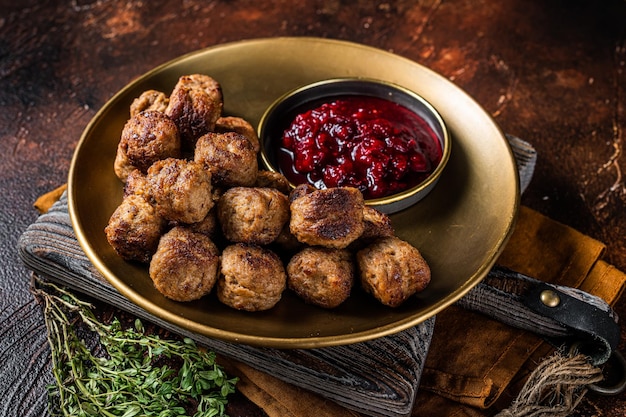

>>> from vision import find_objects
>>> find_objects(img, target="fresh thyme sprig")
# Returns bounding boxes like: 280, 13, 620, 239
32, 279, 238, 417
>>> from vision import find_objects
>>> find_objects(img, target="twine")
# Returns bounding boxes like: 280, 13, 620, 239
496, 352, 604, 417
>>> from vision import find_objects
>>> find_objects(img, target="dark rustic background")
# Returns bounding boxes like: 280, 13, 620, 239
1, 1, 625, 416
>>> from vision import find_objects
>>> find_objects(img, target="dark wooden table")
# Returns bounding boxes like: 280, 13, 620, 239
1, 1, 625, 416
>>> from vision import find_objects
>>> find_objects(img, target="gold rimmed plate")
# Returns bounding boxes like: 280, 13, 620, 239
68, 37, 519, 349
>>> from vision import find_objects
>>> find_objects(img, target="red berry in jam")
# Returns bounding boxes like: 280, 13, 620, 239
409, 152, 429, 172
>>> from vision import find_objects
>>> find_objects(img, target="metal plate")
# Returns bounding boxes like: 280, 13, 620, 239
68, 37, 519, 348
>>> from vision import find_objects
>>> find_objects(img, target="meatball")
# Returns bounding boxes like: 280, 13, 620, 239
289, 187, 365, 248
194, 132, 258, 187
123, 169, 152, 200
217, 244, 286, 311
130, 90, 169, 117
165, 74, 223, 150
182, 207, 218, 238
149, 227, 220, 302
361, 206, 394, 239
357, 237, 431, 307
215, 116, 260, 152
350, 206, 395, 250
254, 170, 291, 194
287, 247, 354, 309
217, 187, 289, 245
272, 224, 305, 255
104, 194, 166, 263
114, 110, 181, 180
113, 144, 136, 183
147, 158, 214, 224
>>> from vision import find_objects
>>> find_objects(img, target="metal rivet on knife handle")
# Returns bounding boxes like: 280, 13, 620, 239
540, 289, 561, 307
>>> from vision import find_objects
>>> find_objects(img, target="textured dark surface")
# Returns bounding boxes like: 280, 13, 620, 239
1, 0, 625, 416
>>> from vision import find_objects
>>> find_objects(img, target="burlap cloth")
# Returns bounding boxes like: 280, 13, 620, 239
34, 188, 626, 416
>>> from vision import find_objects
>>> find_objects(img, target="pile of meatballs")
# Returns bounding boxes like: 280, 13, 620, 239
105, 73, 431, 312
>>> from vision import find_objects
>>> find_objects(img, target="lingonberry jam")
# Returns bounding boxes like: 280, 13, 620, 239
278, 96, 443, 199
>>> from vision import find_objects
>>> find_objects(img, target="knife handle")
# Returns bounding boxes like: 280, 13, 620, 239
456, 265, 620, 366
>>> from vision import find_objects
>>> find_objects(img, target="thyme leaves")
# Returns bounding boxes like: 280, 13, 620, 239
33, 280, 237, 417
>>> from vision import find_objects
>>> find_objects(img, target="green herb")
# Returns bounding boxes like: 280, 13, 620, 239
32, 279, 238, 417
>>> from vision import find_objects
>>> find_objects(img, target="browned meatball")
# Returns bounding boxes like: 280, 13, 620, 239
123, 169, 152, 200
217, 187, 289, 245
289, 187, 365, 249
217, 244, 286, 311
254, 170, 291, 194
147, 158, 214, 224
362, 206, 394, 239
149, 227, 220, 302
113, 144, 136, 182
215, 116, 260, 152
182, 207, 218, 238
194, 132, 258, 187
357, 237, 431, 307
104, 194, 166, 263
272, 224, 305, 255
130, 90, 169, 117
350, 206, 395, 250
165, 74, 223, 150
287, 247, 354, 309
114, 110, 181, 180
167, 185, 222, 236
